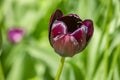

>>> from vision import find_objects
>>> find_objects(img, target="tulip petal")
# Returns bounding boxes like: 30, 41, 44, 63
58, 14, 82, 33
51, 20, 67, 38
53, 34, 79, 57
82, 20, 94, 42
71, 26, 87, 51
49, 10, 63, 45
50, 9, 63, 26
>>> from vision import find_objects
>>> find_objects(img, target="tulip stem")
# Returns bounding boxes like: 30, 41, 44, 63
0, 60, 5, 80
55, 57, 65, 80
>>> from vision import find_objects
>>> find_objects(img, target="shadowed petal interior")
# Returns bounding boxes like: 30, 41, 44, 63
58, 14, 82, 33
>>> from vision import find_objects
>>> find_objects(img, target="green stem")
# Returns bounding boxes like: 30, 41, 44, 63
55, 57, 65, 80
0, 60, 5, 80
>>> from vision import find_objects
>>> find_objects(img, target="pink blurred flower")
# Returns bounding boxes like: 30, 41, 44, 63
8, 28, 25, 44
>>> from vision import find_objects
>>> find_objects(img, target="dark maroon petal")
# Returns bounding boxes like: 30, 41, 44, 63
52, 34, 79, 57
82, 20, 94, 42
49, 9, 63, 45
50, 20, 67, 39
71, 27, 87, 52
57, 14, 82, 33
49, 9, 63, 27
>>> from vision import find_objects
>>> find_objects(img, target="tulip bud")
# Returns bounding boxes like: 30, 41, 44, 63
49, 10, 94, 57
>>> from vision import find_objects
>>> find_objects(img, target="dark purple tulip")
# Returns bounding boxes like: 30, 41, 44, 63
8, 28, 25, 44
49, 9, 94, 57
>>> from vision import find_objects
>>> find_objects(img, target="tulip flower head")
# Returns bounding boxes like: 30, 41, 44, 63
8, 28, 25, 44
49, 9, 94, 57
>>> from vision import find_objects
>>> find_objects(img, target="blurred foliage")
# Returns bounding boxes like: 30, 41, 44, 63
0, 0, 120, 80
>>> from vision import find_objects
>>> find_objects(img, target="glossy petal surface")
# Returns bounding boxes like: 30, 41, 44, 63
53, 34, 79, 57
51, 21, 67, 38
71, 26, 87, 52
49, 10, 63, 45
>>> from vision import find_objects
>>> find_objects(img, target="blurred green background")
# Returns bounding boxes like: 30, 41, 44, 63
0, 0, 120, 80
